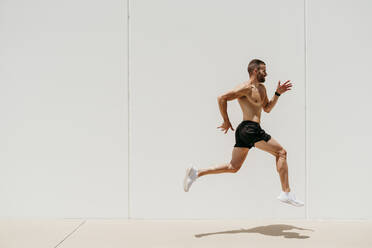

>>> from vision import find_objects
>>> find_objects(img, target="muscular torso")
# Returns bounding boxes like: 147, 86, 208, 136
237, 81, 266, 123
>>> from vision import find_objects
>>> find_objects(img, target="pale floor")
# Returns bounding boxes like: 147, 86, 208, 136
1, 219, 371, 248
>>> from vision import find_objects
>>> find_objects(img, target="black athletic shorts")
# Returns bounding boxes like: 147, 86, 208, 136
234, 120, 271, 149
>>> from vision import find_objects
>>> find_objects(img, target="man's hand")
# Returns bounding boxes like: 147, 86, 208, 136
217, 120, 234, 134
276, 80, 293, 94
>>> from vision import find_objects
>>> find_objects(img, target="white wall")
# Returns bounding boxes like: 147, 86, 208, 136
0, 0, 128, 217
1, 0, 371, 220
307, 0, 372, 219
130, 0, 306, 219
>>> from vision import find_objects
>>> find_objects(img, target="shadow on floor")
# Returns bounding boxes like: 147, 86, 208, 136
195, 224, 314, 239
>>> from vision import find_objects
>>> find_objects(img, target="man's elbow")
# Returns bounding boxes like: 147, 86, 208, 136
217, 96, 226, 102
264, 107, 271, 113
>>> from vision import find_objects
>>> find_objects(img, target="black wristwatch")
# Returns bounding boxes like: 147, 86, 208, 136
275, 91, 281, 96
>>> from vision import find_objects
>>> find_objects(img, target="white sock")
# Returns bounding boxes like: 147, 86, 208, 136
281, 190, 290, 196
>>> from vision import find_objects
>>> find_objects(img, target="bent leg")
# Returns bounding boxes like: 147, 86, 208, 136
197, 147, 249, 177
254, 137, 290, 192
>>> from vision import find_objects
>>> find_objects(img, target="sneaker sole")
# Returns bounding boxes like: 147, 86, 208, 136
278, 197, 304, 207
289, 201, 304, 207
278, 197, 291, 204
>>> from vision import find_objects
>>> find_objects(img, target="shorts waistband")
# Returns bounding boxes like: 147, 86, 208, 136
241, 120, 260, 125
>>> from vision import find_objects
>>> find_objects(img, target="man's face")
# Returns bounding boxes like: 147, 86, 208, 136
256, 64, 267, 83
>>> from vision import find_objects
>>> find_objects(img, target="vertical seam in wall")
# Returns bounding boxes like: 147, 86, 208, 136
127, 0, 131, 219
304, 0, 309, 220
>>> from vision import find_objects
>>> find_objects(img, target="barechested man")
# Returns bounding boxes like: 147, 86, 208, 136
183, 59, 304, 207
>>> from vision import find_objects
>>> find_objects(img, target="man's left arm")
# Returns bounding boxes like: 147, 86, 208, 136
263, 80, 292, 113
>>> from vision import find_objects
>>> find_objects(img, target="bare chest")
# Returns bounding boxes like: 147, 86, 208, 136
248, 85, 265, 105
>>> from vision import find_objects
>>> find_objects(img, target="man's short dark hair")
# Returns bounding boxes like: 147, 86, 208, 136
247, 59, 265, 75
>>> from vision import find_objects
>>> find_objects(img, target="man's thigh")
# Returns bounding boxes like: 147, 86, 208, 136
254, 137, 284, 156
230, 147, 249, 170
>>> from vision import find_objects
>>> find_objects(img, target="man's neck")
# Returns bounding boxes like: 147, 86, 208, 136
249, 78, 260, 86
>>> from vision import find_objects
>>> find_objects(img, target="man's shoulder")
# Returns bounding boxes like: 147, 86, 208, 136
230, 81, 252, 98
237, 81, 253, 90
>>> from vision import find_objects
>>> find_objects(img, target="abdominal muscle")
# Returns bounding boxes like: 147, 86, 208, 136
237, 96, 263, 124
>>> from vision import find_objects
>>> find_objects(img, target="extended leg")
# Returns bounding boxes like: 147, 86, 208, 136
255, 138, 290, 192
197, 147, 249, 177
254, 137, 304, 207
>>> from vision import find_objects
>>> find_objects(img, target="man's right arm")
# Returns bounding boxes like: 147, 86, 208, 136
217, 84, 248, 122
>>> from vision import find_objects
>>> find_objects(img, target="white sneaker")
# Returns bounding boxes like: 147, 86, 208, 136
183, 164, 198, 192
277, 191, 304, 207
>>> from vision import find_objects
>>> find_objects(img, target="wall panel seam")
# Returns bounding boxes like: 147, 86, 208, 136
304, 0, 309, 220
127, 0, 131, 219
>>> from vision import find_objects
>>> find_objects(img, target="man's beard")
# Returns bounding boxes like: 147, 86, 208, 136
258, 76, 265, 83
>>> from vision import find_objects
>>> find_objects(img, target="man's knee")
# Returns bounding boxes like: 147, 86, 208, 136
228, 163, 241, 173
276, 148, 287, 159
